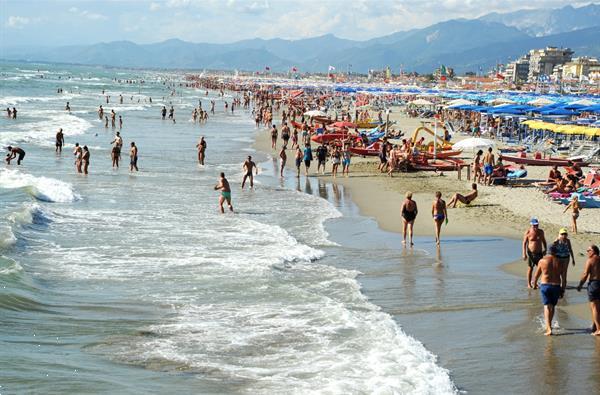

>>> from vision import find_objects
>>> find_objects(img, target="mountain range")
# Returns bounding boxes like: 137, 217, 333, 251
2, 3, 599, 74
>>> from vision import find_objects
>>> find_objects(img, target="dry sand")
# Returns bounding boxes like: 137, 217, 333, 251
253, 110, 600, 323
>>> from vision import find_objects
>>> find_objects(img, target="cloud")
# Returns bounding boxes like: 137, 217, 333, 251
149, 2, 161, 11
68, 6, 107, 20
6, 16, 30, 29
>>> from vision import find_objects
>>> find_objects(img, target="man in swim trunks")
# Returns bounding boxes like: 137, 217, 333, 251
431, 191, 447, 246
56, 128, 65, 154
129, 142, 138, 172
214, 172, 233, 213
279, 145, 287, 178
576, 245, 600, 335
5, 146, 26, 165
81, 145, 90, 175
533, 245, 564, 336
448, 183, 478, 208
241, 155, 258, 189
316, 143, 328, 175
522, 217, 547, 289
401, 191, 418, 246
482, 147, 495, 186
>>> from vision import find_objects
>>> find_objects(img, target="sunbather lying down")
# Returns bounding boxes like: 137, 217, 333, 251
449, 183, 478, 208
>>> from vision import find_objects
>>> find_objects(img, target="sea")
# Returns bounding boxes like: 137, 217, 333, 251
2, 62, 599, 395
0, 62, 457, 394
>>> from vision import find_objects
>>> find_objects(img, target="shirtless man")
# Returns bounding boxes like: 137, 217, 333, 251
270, 124, 278, 149
533, 245, 564, 336
73, 143, 82, 173
5, 146, 26, 165
129, 142, 138, 172
279, 145, 287, 178
241, 155, 258, 189
431, 191, 448, 245
196, 136, 207, 165
448, 183, 478, 208
401, 191, 418, 246
56, 128, 65, 153
214, 172, 233, 213
81, 146, 90, 175
111, 132, 123, 159
482, 147, 495, 186
522, 218, 547, 288
576, 245, 600, 335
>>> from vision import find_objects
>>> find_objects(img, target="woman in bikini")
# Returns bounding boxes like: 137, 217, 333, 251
563, 195, 581, 234
448, 183, 478, 208
473, 150, 483, 184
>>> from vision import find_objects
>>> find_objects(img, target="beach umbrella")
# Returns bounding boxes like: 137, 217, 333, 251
488, 98, 516, 105
408, 99, 433, 106
568, 99, 596, 106
453, 137, 496, 152
304, 110, 327, 117
446, 99, 474, 108
527, 98, 555, 106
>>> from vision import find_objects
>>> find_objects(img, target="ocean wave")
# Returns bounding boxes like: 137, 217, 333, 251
0, 225, 17, 249
0, 112, 92, 147
0, 169, 81, 203
0, 94, 74, 107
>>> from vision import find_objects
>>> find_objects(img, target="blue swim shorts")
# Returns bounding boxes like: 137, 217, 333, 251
540, 284, 561, 306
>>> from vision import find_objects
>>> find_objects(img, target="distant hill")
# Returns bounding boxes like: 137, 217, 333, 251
2, 3, 599, 74
479, 3, 600, 36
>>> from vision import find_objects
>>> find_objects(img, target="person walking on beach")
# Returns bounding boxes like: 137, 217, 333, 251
5, 146, 25, 165
196, 136, 207, 165
563, 195, 581, 234
448, 183, 478, 208
279, 145, 287, 178
577, 245, 600, 336
214, 172, 233, 213
553, 229, 575, 293
294, 147, 303, 178
473, 150, 483, 184
241, 155, 258, 189
81, 145, 90, 175
270, 124, 278, 149
129, 142, 138, 172
482, 147, 495, 186
303, 143, 313, 176
533, 245, 564, 336
331, 146, 341, 178
341, 146, 351, 177
522, 218, 547, 289
316, 143, 328, 175
576, 245, 600, 335
431, 191, 447, 246
161, 106, 167, 120
73, 143, 82, 173
56, 128, 65, 154
401, 191, 418, 246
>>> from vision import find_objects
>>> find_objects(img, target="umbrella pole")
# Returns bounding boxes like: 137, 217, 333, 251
434, 120, 438, 160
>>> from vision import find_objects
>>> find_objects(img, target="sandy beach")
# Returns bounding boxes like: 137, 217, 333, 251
254, 109, 600, 324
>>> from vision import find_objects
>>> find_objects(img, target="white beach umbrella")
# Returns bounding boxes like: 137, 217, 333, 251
446, 99, 474, 106
452, 137, 496, 152
488, 98, 515, 105
527, 98, 555, 106
304, 110, 327, 117
408, 98, 433, 106
568, 99, 596, 106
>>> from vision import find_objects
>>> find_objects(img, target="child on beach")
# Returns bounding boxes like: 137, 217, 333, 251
563, 195, 581, 234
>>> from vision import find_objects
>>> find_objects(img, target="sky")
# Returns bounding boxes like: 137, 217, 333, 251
0, 0, 593, 47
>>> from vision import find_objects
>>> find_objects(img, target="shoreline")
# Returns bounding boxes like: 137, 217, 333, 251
251, 114, 598, 324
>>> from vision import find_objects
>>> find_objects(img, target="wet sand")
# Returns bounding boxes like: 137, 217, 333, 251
253, 114, 600, 392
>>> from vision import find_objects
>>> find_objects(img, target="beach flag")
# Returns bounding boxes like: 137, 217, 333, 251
496, 73, 505, 80
265, 66, 270, 71
328, 65, 336, 71
292, 66, 297, 72
440, 65, 447, 76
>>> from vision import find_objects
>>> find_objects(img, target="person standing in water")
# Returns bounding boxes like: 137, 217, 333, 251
241, 155, 258, 189
552, 229, 575, 293
81, 146, 90, 175
196, 136, 207, 165
5, 146, 26, 165
129, 142, 138, 172
576, 245, 600, 335
401, 191, 418, 246
533, 245, 564, 336
55, 128, 65, 154
431, 191, 447, 246
73, 143, 82, 173
279, 145, 287, 178
522, 218, 547, 289
294, 147, 303, 178
214, 172, 233, 213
